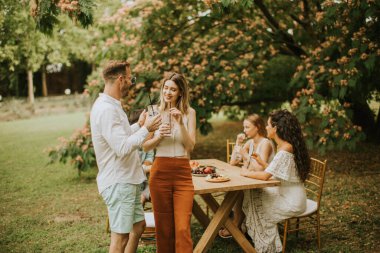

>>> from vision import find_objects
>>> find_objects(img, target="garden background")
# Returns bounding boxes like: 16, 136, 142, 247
0, 0, 379, 252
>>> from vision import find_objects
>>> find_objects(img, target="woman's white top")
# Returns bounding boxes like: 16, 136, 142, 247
242, 150, 307, 252
154, 111, 189, 157
264, 150, 307, 212
246, 138, 275, 170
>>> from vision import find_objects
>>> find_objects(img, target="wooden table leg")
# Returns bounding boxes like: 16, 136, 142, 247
193, 191, 240, 253
201, 192, 257, 253
192, 199, 210, 229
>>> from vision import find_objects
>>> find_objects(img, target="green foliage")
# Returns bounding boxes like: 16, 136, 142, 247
34, 0, 94, 34
47, 120, 96, 175
47, 0, 379, 172
0, 0, 96, 96
84, 0, 301, 130
210, 0, 379, 152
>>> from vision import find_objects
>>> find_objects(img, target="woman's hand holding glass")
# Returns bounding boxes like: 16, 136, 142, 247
158, 122, 171, 138
236, 133, 246, 145
233, 133, 246, 161
251, 152, 265, 166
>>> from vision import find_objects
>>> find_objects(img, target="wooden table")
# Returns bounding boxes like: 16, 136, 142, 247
192, 159, 280, 253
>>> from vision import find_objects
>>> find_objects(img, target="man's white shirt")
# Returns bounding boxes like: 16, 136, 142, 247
90, 93, 148, 193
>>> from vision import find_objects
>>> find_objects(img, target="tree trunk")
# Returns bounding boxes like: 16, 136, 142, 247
42, 67, 48, 97
27, 70, 35, 104
375, 106, 380, 143
351, 101, 376, 141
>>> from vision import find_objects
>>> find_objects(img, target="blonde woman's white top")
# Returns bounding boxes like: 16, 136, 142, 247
245, 138, 275, 170
154, 111, 189, 158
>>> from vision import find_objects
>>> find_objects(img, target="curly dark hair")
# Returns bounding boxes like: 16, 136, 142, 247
269, 109, 310, 181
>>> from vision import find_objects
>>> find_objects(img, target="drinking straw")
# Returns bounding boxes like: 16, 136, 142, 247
169, 102, 172, 130
148, 94, 155, 115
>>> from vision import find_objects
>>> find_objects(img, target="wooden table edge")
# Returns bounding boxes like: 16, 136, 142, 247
194, 180, 281, 195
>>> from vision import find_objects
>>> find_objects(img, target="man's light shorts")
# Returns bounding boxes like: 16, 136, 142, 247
101, 183, 145, 234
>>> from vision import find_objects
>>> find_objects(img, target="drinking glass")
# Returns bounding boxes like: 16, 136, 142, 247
162, 111, 172, 137
147, 104, 158, 117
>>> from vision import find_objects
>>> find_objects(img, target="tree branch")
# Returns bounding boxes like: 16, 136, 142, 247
253, 0, 307, 57
302, 0, 310, 20
313, 0, 322, 11
224, 96, 286, 107
289, 13, 319, 44
290, 14, 308, 29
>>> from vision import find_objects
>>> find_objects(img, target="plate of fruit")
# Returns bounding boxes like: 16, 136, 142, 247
191, 165, 217, 177
205, 173, 230, 183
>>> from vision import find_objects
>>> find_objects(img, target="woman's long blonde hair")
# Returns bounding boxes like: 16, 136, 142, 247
158, 72, 190, 114
245, 114, 267, 137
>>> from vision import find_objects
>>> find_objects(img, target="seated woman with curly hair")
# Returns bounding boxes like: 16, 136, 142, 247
240, 109, 311, 253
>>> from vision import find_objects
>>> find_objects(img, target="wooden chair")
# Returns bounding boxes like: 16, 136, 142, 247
226, 139, 236, 163
280, 158, 327, 252
140, 212, 156, 245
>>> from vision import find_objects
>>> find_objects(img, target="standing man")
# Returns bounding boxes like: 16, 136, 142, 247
90, 60, 161, 253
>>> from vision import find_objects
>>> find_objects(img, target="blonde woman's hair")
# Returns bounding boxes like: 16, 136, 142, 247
158, 72, 190, 114
245, 114, 267, 137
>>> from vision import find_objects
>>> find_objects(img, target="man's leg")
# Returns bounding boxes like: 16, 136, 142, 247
124, 220, 146, 253
104, 183, 142, 253
110, 232, 129, 253
125, 183, 147, 253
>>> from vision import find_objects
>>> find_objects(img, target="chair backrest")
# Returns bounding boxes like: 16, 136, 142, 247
305, 158, 327, 209
226, 139, 236, 163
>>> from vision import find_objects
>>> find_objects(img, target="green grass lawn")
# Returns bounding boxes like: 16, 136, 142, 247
0, 113, 379, 252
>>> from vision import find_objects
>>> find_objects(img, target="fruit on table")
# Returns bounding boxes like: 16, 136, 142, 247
203, 167, 213, 174
192, 165, 216, 174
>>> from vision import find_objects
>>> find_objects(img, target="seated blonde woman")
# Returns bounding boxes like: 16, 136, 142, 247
219, 114, 274, 238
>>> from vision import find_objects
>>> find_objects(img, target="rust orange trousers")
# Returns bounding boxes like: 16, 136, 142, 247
149, 157, 194, 253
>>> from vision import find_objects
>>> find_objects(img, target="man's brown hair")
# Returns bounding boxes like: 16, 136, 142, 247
102, 60, 130, 82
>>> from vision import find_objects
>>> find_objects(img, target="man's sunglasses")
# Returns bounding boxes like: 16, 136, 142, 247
130, 76, 137, 86
120, 75, 137, 86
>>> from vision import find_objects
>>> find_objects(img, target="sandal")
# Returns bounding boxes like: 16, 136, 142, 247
218, 228, 232, 239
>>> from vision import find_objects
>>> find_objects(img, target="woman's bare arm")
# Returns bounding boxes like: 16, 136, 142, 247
179, 108, 196, 152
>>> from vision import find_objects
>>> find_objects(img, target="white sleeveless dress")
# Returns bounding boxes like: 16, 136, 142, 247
242, 151, 307, 253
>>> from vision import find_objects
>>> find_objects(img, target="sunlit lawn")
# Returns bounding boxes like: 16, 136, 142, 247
0, 112, 378, 252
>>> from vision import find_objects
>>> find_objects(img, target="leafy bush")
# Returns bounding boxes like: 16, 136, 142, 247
47, 121, 96, 175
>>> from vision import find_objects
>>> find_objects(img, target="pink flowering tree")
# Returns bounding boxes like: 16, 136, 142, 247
30, 0, 94, 34
204, 0, 379, 152
49, 0, 379, 173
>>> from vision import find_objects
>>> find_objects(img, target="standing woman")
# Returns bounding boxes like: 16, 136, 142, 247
240, 109, 310, 253
143, 73, 196, 253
